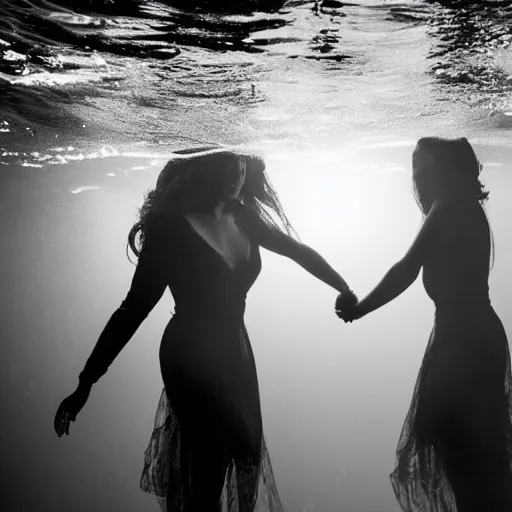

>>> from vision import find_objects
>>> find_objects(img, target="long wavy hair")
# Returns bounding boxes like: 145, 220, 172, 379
127, 147, 298, 261
412, 136, 494, 267
413, 136, 488, 210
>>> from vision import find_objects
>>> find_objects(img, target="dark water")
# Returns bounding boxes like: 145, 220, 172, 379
2, 2, 512, 512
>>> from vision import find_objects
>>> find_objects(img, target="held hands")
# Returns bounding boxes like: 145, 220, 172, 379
54, 383, 91, 437
335, 289, 361, 323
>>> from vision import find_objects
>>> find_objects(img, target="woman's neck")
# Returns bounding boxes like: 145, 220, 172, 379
212, 201, 227, 220
187, 201, 229, 223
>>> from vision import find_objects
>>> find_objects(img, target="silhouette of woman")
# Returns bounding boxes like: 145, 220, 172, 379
54, 148, 357, 512
336, 137, 512, 512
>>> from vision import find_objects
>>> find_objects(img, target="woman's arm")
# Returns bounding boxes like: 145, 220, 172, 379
77, 220, 172, 391
236, 206, 350, 294
356, 200, 445, 318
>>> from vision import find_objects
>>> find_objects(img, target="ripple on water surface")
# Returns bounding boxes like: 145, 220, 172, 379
1, 0, 512, 154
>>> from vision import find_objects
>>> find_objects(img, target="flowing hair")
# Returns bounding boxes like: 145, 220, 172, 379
127, 147, 298, 261
412, 136, 494, 268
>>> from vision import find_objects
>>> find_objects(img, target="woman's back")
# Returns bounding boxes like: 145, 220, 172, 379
422, 200, 492, 310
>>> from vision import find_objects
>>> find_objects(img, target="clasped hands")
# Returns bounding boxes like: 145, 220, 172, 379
335, 289, 362, 323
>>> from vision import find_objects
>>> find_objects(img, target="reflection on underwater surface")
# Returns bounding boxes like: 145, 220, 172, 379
0, 0, 511, 155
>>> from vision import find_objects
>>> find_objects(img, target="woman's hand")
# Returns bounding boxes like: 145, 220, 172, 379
335, 289, 361, 323
54, 383, 91, 437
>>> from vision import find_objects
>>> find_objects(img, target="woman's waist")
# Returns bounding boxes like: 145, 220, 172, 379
432, 292, 492, 312
166, 307, 247, 333
160, 317, 253, 363
434, 302, 497, 328
171, 299, 246, 319
432, 302, 507, 345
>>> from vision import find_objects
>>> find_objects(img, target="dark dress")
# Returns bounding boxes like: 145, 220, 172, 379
390, 204, 512, 511
79, 213, 283, 512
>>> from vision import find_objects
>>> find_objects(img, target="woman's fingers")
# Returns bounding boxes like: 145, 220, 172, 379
55, 406, 65, 436
63, 416, 71, 436
335, 310, 353, 322
57, 412, 66, 437
55, 408, 71, 437
54, 408, 61, 434
62, 411, 69, 435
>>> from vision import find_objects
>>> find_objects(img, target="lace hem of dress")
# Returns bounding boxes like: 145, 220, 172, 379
139, 388, 284, 512
389, 319, 512, 512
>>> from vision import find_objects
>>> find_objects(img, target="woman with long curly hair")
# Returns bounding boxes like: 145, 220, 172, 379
336, 137, 512, 512
54, 147, 357, 512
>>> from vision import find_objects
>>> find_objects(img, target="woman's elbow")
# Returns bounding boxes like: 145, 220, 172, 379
118, 291, 157, 321
392, 259, 421, 285
289, 241, 312, 263
264, 234, 303, 259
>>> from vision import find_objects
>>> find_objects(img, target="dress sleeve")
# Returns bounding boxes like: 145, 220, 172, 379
78, 218, 175, 387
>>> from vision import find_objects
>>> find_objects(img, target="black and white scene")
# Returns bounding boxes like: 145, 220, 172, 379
2, 1, 512, 511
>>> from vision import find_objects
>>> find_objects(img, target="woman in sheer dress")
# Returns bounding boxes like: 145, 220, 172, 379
54, 147, 357, 512
336, 137, 512, 512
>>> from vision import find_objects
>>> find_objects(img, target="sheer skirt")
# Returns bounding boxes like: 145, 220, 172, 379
390, 307, 512, 511
139, 317, 282, 512
140, 387, 283, 512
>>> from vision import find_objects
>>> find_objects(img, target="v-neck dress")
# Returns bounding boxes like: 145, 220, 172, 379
78, 213, 283, 512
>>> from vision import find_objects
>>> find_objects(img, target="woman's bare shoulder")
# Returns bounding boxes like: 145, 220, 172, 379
434, 199, 487, 240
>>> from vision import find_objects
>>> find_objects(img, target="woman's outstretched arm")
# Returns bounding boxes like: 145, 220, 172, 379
236, 205, 351, 294
77, 220, 172, 390
55, 218, 176, 437
356, 200, 446, 318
